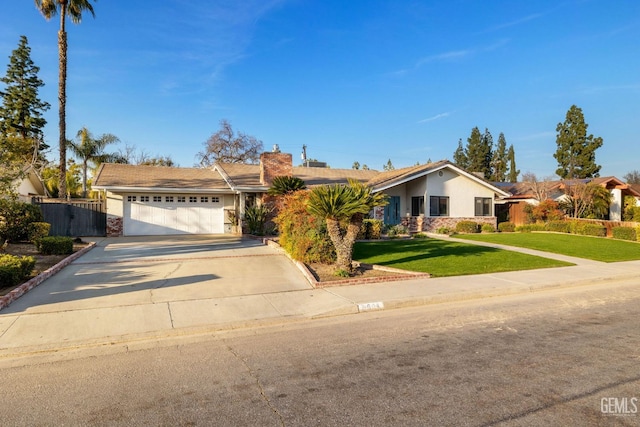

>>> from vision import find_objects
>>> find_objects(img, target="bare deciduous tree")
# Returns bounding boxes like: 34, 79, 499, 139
197, 119, 263, 166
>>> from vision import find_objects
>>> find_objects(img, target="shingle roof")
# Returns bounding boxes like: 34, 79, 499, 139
292, 166, 379, 187
215, 163, 262, 187
93, 163, 229, 190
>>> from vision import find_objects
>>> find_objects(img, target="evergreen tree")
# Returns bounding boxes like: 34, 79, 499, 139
352, 161, 360, 170
490, 132, 508, 182
383, 159, 395, 171
453, 138, 468, 168
465, 127, 491, 177
507, 144, 519, 182
0, 35, 50, 162
553, 105, 603, 179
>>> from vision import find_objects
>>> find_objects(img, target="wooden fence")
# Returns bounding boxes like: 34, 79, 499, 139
32, 198, 106, 237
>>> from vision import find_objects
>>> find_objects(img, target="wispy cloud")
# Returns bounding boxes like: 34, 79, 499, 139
418, 112, 451, 124
479, 13, 543, 34
392, 40, 509, 76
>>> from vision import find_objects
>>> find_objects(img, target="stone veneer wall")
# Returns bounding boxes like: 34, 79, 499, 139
107, 216, 123, 237
401, 216, 497, 232
260, 152, 293, 185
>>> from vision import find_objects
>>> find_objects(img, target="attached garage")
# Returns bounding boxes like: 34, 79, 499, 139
123, 194, 225, 236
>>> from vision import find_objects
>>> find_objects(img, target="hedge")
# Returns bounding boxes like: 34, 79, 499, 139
358, 219, 384, 240
498, 222, 515, 232
455, 221, 479, 233
578, 223, 607, 237
546, 220, 570, 233
0, 254, 36, 287
612, 226, 637, 241
481, 223, 495, 233
515, 224, 546, 233
38, 236, 74, 255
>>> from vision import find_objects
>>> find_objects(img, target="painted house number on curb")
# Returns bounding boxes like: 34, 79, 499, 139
358, 301, 384, 312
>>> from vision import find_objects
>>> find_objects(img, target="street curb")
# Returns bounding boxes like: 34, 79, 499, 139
0, 242, 96, 312
262, 237, 430, 287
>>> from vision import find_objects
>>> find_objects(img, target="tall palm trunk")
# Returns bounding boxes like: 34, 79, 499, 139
325, 214, 364, 272
57, 2, 68, 199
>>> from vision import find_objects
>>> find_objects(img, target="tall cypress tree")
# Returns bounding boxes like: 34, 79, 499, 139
0, 35, 50, 162
553, 105, 603, 179
465, 127, 485, 175
507, 144, 519, 182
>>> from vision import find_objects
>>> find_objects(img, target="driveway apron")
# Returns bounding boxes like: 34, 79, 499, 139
0, 236, 311, 315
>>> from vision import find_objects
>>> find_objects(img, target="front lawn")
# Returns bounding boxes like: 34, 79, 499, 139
456, 232, 640, 262
353, 238, 572, 277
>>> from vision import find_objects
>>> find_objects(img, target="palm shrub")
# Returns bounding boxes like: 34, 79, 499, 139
267, 176, 306, 196
307, 180, 388, 272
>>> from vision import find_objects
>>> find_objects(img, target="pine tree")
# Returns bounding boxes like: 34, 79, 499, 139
0, 35, 50, 162
383, 159, 395, 171
507, 144, 519, 182
453, 138, 468, 168
491, 132, 508, 182
553, 105, 603, 179
465, 127, 492, 177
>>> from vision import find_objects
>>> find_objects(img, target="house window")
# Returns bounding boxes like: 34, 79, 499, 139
127, 195, 137, 202
140, 196, 149, 202
200, 196, 208, 203
429, 196, 449, 216
189, 196, 198, 203
177, 196, 186, 203
475, 197, 492, 216
411, 197, 424, 216
211, 196, 220, 203
153, 196, 162, 202
165, 196, 174, 202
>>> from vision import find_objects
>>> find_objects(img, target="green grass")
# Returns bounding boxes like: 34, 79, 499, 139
353, 239, 572, 277
456, 232, 640, 262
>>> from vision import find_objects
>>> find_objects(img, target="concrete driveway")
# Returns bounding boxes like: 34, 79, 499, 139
2, 236, 312, 315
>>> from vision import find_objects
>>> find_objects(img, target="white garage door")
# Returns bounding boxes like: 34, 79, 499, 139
124, 194, 225, 236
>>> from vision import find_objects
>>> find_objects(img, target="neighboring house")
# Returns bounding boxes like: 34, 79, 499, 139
496, 176, 640, 224
13, 166, 46, 202
368, 161, 510, 232
92, 152, 511, 237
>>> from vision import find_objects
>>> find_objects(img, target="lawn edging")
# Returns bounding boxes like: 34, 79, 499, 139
0, 242, 96, 311
261, 237, 430, 287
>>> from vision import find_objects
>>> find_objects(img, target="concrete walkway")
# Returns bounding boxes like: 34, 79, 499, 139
1, 234, 639, 360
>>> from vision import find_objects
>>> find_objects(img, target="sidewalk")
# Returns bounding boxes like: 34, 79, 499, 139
1, 236, 639, 361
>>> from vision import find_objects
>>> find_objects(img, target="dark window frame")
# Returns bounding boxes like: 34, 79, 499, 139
411, 196, 425, 216
475, 197, 492, 216
429, 196, 449, 217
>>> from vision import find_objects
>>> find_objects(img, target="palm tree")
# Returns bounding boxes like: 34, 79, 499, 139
68, 127, 119, 197
307, 180, 387, 272
34, 0, 96, 199
267, 176, 306, 196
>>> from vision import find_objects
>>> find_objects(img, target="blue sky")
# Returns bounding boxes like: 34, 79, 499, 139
2, 0, 639, 178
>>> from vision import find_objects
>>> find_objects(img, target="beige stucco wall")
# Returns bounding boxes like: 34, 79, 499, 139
426, 169, 496, 217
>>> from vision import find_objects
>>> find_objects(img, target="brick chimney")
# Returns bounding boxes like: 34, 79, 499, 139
260, 151, 293, 186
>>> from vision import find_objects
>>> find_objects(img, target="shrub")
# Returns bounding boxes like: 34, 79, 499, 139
435, 227, 452, 235
358, 219, 384, 240
273, 191, 335, 264
612, 226, 637, 241
0, 254, 35, 287
0, 199, 44, 242
546, 220, 570, 233
498, 222, 515, 232
580, 223, 607, 237
38, 236, 74, 255
244, 205, 272, 235
516, 224, 546, 233
28, 222, 51, 245
455, 221, 479, 233
481, 223, 495, 233
412, 232, 428, 239
386, 224, 408, 238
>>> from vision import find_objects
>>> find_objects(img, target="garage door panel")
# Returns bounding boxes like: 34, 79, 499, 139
124, 195, 225, 236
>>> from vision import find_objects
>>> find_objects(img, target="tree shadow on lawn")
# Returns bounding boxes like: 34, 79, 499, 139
354, 239, 502, 267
